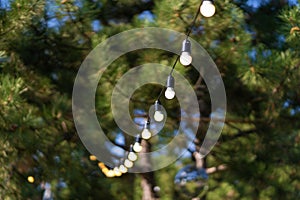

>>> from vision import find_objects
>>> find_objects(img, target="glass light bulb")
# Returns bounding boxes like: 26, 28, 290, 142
141, 128, 152, 140
133, 142, 142, 153
165, 87, 175, 99
124, 159, 133, 168
128, 152, 138, 161
113, 167, 122, 177
119, 165, 128, 173
102, 168, 109, 173
180, 52, 192, 66
27, 176, 35, 183
106, 170, 115, 177
154, 110, 164, 122
200, 1, 216, 18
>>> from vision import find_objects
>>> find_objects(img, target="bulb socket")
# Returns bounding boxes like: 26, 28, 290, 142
129, 144, 134, 152
144, 119, 150, 129
135, 135, 142, 143
202, 0, 214, 4
154, 100, 162, 111
166, 75, 175, 88
181, 39, 191, 53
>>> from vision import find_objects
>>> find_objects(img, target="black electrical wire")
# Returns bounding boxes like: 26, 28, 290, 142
156, 1, 202, 101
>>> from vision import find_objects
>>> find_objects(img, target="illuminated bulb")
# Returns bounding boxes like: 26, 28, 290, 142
133, 142, 142, 153
27, 176, 35, 183
119, 165, 128, 173
113, 167, 122, 177
102, 168, 109, 173
165, 87, 175, 100
200, 0, 216, 18
154, 100, 164, 122
154, 111, 164, 122
180, 52, 192, 66
89, 155, 97, 161
180, 39, 192, 66
124, 159, 134, 168
165, 75, 175, 100
98, 162, 106, 169
128, 152, 137, 161
106, 170, 115, 178
141, 120, 152, 140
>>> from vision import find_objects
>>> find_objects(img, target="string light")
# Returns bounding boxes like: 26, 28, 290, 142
119, 165, 128, 173
128, 145, 138, 161
124, 159, 134, 168
89, 155, 97, 161
180, 39, 192, 66
200, 0, 216, 18
96, 0, 216, 178
165, 75, 175, 100
133, 135, 143, 152
106, 170, 115, 178
141, 119, 152, 140
154, 100, 164, 122
113, 167, 122, 177
27, 176, 35, 183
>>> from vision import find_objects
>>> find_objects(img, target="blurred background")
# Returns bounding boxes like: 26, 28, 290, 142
0, 0, 300, 199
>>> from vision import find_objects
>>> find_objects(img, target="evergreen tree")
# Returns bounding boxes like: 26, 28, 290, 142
0, 0, 299, 199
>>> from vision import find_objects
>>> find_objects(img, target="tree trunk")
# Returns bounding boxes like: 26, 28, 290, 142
140, 140, 159, 200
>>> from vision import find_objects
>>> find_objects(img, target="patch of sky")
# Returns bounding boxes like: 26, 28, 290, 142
0, 0, 10, 9
283, 100, 300, 116
246, 0, 270, 10
91, 20, 102, 32
133, 109, 147, 128
210, 40, 220, 49
276, 34, 286, 48
288, 0, 299, 6
248, 48, 257, 61
115, 132, 126, 146
138, 10, 155, 22
262, 49, 272, 58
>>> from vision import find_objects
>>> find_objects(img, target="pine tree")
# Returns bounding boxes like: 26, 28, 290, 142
0, 0, 299, 199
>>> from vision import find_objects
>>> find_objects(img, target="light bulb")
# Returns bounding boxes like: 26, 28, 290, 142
119, 165, 128, 173
89, 155, 97, 161
154, 100, 164, 122
113, 167, 122, 177
165, 75, 175, 99
133, 142, 142, 152
165, 87, 175, 99
180, 39, 192, 66
141, 128, 151, 139
128, 152, 138, 161
102, 168, 109, 173
200, 0, 216, 18
180, 52, 192, 66
27, 176, 35, 183
124, 159, 134, 168
106, 170, 115, 177
154, 110, 164, 122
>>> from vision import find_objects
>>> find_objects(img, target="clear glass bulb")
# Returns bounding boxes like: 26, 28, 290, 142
128, 152, 138, 161
119, 165, 128, 173
133, 142, 142, 153
165, 87, 175, 99
106, 170, 115, 177
141, 128, 152, 140
154, 110, 164, 122
200, 1, 216, 18
180, 52, 192, 66
124, 159, 133, 168
113, 167, 122, 177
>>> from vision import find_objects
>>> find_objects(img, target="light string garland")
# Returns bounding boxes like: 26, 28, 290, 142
97, 0, 216, 178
